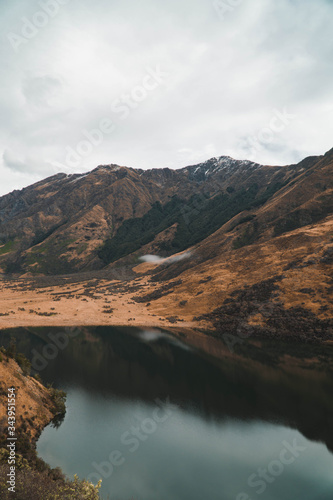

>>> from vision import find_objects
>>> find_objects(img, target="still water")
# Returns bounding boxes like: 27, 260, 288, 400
1, 326, 333, 500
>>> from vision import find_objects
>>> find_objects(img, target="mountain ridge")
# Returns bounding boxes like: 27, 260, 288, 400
0, 149, 331, 277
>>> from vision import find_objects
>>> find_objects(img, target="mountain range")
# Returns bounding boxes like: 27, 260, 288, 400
1, 150, 332, 276
0, 148, 332, 339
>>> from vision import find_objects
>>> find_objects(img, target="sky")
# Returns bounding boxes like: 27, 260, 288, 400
0, 0, 332, 195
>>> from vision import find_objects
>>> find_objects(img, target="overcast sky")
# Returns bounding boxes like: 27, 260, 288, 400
0, 0, 332, 195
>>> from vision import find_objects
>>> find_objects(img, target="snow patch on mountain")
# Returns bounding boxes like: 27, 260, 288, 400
183, 156, 261, 181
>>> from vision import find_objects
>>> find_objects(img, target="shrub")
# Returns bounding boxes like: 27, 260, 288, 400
49, 388, 67, 427
15, 353, 31, 376
33, 373, 42, 383
0, 465, 102, 500
6, 340, 16, 359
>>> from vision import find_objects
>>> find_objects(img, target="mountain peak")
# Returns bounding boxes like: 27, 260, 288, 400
182, 155, 261, 181
94, 164, 124, 172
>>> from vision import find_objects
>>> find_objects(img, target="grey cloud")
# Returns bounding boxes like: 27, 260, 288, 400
3, 150, 28, 173
22, 75, 63, 107
3, 149, 56, 176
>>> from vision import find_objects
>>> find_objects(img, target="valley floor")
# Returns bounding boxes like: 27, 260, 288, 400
0, 275, 207, 330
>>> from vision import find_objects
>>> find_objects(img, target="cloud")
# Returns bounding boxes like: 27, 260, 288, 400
140, 255, 165, 263
3, 150, 28, 173
22, 75, 63, 108
3, 149, 56, 176
139, 251, 192, 265
138, 330, 168, 342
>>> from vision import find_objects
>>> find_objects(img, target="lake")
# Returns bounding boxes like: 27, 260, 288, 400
1, 326, 333, 500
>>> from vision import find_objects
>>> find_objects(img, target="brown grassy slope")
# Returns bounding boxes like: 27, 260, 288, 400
252, 148, 333, 238
140, 151, 332, 337
187, 148, 333, 261
0, 357, 55, 441
145, 216, 332, 337
0, 356, 101, 499
0, 166, 170, 272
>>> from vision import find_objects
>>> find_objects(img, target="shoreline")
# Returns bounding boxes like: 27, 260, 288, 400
0, 353, 101, 498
